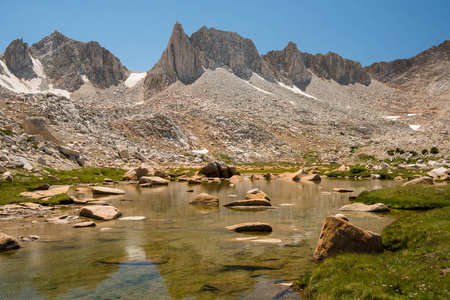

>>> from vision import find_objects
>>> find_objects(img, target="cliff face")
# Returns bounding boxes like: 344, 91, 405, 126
30, 31, 128, 92
144, 23, 372, 97
4, 38, 37, 80
365, 40, 450, 93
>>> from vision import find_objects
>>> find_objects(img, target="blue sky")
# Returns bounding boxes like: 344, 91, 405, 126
0, 0, 448, 72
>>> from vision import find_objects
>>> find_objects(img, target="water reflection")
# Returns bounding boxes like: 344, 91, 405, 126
0, 178, 401, 299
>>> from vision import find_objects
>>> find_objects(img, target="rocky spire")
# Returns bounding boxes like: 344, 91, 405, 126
4, 38, 37, 80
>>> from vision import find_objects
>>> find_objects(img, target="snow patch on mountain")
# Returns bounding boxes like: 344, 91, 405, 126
125, 72, 147, 88
277, 81, 317, 100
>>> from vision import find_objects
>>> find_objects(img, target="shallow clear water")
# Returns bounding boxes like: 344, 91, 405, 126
0, 178, 400, 299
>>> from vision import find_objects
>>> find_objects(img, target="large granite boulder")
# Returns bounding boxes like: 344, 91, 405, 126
0, 233, 21, 251
22, 117, 62, 144
314, 216, 383, 260
427, 167, 448, 178
79, 205, 122, 221
199, 161, 239, 178
189, 193, 219, 206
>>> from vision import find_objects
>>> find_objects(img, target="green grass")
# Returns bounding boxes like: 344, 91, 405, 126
356, 184, 450, 210
0, 167, 125, 205
300, 207, 450, 299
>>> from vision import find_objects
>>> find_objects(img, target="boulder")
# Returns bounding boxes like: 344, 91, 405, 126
20, 185, 70, 199
229, 175, 244, 184
313, 216, 383, 260
394, 176, 403, 181
250, 174, 264, 180
245, 188, 270, 201
37, 157, 47, 166
428, 167, 448, 178
138, 176, 169, 185
123, 166, 151, 180
440, 174, 450, 181
92, 186, 125, 195
22, 117, 62, 144
292, 169, 308, 181
225, 222, 272, 232
334, 214, 349, 222
2, 171, 13, 182
402, 177, 434, 186
58, 146, 81, 157
189, 193, 219, 206
33, 183, 50, 191
117, 145, 130, 159
340, 203, 390, 212
0, 164, 6, 173
263, 173, 276, 180
332, 188, 354, 193
73, 221, 96, 228
300, 174, 321, 182
79, 205, 122, 221
154, 170, 166, 178
380, 163, 390, 169
370, 174, 381, 179
224, 199, 271, 207
199, 161, 239, 178
0, 233, 21, 251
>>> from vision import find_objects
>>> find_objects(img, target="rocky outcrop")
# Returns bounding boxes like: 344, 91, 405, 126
314, 216, 383, 260
199, 161, 239, 178
4, 38, 37, 80
79, 205, 122, 221
29, 31, 128, 92
0, 233, 21, 251
365, 40, 449, 93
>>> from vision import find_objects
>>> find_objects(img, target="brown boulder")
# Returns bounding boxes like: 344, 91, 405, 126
225, 222, 272, 232
263, 173, 276, 180
22, 117, 62, 144
0, 233, 21, 251
300, 174, 321, 182
199, 161, 239, 178
189, 193, 219, 206
314, 216, 383, 260
138, 176, 169, 185
292, 169, 308, 181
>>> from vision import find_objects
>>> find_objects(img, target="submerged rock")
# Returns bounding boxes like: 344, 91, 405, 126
73, 221, 96, 228
314, 216, 383, 260
332, 188, 354, 193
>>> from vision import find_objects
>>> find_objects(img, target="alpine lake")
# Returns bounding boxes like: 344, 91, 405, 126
0, 177, 401, 299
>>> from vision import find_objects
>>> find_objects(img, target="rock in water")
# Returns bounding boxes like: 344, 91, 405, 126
225, 222, 272, 232
79, 205, 122, 221
92, 187, 125, 195
224, 199, 271, 207
0, 233, 21, 251
340, 203, 390, 212
245, 188, 270, 201
199, 161, 239, 178
138, 176, 169, 185
189, 193, 219, 206
73, 221, 96, 228
314, 216, 383, 260
300, 174, 321, 182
